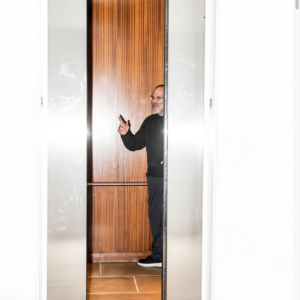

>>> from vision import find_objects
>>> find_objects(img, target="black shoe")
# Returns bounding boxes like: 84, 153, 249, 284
137, 256, 162, 268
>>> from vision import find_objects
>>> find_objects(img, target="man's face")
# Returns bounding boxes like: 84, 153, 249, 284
151, 86, 164, 116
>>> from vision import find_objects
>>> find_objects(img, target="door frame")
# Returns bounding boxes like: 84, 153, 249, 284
41, 0, 216, 299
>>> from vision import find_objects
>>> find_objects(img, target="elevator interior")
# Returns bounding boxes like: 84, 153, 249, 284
87, 0, 165, 265
86, 0, 165, 298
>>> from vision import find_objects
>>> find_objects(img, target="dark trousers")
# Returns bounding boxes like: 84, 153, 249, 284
146, 175, 163, 261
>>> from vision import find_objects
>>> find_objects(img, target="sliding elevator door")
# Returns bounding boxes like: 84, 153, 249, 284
88, 0, 165, 263
47, 1, 87, 299
164, 0, 205, 299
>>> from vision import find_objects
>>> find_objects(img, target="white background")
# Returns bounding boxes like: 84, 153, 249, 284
0, 0, 297, 299
211, 1, 295, 300
0, 0, 40, 299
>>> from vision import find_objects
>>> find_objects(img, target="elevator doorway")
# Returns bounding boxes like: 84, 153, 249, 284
86, 0, 165, 298
47, 0, 206, 298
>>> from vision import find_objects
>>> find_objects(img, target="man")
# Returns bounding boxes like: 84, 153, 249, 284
118, 85, 164, 267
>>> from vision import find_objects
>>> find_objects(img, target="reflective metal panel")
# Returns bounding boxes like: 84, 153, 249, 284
165, 0, 205, 299
295, 4, 300, 299
48, 1, 87, 299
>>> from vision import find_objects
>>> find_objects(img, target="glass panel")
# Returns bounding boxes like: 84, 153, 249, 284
165, 0, 205, 299
47, 1, 87, 299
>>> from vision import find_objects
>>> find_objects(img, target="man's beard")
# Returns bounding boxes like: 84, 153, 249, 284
152, 104, 160, 114
151, 106, 163, 115
151, 107, 158, 114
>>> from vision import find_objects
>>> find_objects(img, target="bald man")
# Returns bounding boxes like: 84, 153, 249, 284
118, 85, 164, 267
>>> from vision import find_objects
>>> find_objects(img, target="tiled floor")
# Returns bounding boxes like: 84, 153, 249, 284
87, 262, 162, 300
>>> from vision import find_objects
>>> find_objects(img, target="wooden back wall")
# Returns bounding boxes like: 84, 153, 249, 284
88, 0, 165, 262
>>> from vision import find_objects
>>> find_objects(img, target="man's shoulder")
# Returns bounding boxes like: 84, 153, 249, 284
143, 114, 161, 123
140, 114, 163, 132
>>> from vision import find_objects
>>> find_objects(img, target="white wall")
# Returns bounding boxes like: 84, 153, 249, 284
0, 0, 40, 299
212, 1, 295, 300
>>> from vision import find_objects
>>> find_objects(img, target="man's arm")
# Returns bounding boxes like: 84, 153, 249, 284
118, 115, 146, 151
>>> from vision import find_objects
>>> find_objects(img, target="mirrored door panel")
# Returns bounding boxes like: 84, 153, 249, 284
47, 1, 87, 299
165, 0, 205, 299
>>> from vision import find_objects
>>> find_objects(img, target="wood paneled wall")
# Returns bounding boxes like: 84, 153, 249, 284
91, 186, 151, 252
88, 0, 165, 261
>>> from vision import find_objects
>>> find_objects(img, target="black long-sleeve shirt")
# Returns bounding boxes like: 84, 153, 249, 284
121, 114, 164, 178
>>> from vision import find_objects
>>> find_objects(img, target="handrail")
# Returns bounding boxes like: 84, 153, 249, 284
87, 182, 148, 186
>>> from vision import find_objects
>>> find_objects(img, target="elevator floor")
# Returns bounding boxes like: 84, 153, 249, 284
87, 262, 162, 300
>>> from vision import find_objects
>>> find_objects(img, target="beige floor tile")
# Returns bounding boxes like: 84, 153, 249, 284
88, 263, 101, 277
87, 292, 161, 300
101, 262, 162, 277
87, 277, 137, 294
135, 276, 161, 292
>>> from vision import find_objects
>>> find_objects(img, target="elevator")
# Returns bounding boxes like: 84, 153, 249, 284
87, 0, 165, 264
47, 0, 205, 299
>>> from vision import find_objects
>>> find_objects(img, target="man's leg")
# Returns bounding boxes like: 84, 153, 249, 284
138, 175, 163, 267
147, 175, 163, 261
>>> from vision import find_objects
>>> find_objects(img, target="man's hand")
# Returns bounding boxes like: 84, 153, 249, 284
118, 115, 130, 135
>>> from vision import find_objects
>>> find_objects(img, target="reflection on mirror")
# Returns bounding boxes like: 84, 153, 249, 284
87, 0, 165, 298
